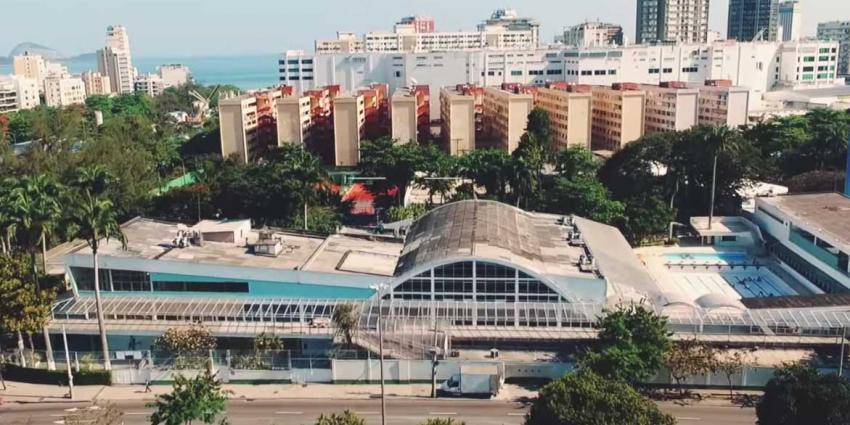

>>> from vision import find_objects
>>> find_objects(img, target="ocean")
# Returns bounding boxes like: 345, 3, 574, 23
0, 54, 281, 90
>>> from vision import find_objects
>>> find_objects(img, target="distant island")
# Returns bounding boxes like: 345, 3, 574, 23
2, 42, 95, 65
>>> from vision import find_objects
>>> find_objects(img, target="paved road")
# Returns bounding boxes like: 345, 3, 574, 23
0, 398, 756, 425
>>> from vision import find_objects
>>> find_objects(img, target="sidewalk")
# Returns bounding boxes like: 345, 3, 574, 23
0, 381, 434, 404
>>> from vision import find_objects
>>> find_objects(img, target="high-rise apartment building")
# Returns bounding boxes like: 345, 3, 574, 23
276, 96, 313, 145
642, 82, 700, 135
12, 53, 48, 85
778, 1, 802, 42
636, 0, 710, 44
0, 75, 39, 114
81, 71, 112, 97
591, 84, 646, 152
390, 86, 430, 144
534, 83, 593, 150
817, 21, 850, 76
332, 95, 366, 167
697, 80, 751, 127
481, 86, 534, 153
440, 87, 477, 156
219, 89, 283, 164
97, 25, 135, 94
728, 0, 779, 42
479, 9, 541, 48
563, 22, 624, 48
43, 75, 85, 108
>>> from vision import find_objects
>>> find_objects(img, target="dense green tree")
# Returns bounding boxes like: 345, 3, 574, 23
266, 144, 327, 230
805, 108, 850, 171
555, 146, 599, 179
457, 148, 513, 200
314, 411, 367, 425
332, 303, 360, 347
65, 166, 127, 371
756, 363, 850, 425
149, 368, 228, 425
526, 108, 555, 158
784, 170, 845, 194
664, 339, 718, 395
578, 305, 671, 385
525, 369, 675, 425
0, 255, 55, 367
543, 177, 624, 224
511, 133, 545, 209
359, 137, 429, 206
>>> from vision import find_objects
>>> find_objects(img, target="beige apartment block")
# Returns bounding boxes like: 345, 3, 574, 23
81, 71, 112, 96
642, 83, 700, 135
43, 76, 86, 108
391, 89, 418, 144
534, 86, 593, 150
333, 94, 366, 167
276, 96, 313, 145
13, 54, 47, 84
698, 83, 751, 128
591, 84, 646, 152
440, 88, 476, 155
482, 87, 534, 152
219, 95, 259, 164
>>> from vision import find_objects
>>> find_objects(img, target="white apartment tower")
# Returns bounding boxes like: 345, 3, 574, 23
778, 1, 802, 42
636, 0, 710, 44
97, 25, 135, 94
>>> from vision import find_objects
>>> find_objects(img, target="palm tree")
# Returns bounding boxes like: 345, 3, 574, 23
0, 179, 18, 256
66, 166, 127, 371
273, 145, 326, 231
700, 126, 742, 230
10, 174, 63, 370
332, 303, 361, 348
805, 108, 850, 171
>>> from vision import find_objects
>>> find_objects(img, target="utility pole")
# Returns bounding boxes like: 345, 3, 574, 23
63, 326, 74, 400
840, 327, 847, 378
378, 301, 386, 425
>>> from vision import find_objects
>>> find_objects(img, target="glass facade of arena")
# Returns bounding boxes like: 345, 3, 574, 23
391, 261, 564, 302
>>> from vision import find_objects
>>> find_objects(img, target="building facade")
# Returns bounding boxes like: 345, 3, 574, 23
276, 96, 313, 145
642, 82, 700, 135
97, 25, 134, 94
280, 40, 839, 119
43, 75, 86, 108
332, 94, 365, 167
534, 84, 593, 150
134, 73, 165, 97
778, 1, 802, 42
728, 0, 779, 42
591, 84, 646, 152
481, 87, 534, 153
563, 22, 624, 48
636, 0, 710, 44
391, 86, 429, 144
440, 87, 477, 155
159, 64, 191, 88
697, 81, 752, 127
81, 71, 112, 97
0, 75, 39, 114
817, 21, 850, 76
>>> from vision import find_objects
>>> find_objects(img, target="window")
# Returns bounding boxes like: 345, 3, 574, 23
153, 280, 249, 293
511, 70, 523, 76
682, 66, 698, 73
302, 59, 313, 64
594, 70, 606, 75
720, 236, 738, 242
648, 68, 660, 74
287, 59, 300, 64
434, 262, 473, 278
71, 267, 109, 291
546, 69, 563, 75
803, 56, 816, 62
111, 270, 150, 292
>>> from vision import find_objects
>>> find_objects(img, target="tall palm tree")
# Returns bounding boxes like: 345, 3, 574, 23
0, 179, 18, 256
66, 166, 127, 371
700, 126, 741, 230
280, 145, 326, 231
10, 174, 63, 370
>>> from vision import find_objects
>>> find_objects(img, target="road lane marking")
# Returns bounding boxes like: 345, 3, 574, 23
507, 413, 526, 416
677, 417, 703, 421
275, 411, 304, 415
126, 412, 149, 415
355, 411, 379, 415
429, 412, 458, 416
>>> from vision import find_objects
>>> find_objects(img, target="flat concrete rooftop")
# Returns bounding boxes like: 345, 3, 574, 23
759, 193, 850, 252
69, 218, 401, 276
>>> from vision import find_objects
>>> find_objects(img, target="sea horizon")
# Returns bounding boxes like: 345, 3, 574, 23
0, 53, 283, 91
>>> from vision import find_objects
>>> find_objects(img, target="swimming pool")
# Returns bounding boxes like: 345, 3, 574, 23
664, 252, 751, 264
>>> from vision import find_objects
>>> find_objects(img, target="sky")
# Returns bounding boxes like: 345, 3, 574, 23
2, 0, 850, 58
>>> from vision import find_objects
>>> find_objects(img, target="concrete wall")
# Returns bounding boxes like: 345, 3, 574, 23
333, 96, 363, 167
567, 95, 593, 149
391, 97, 417, 144
219, 105, 247, 163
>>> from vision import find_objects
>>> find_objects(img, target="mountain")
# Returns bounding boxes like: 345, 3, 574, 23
7, 42, 65, 60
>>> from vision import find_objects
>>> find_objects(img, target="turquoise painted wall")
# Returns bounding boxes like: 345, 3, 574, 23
150, 272, 375, 300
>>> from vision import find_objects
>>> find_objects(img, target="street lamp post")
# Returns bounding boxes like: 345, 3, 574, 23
370, 283, 390, 425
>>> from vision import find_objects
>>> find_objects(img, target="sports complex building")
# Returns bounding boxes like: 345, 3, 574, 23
47, 196, 850, 358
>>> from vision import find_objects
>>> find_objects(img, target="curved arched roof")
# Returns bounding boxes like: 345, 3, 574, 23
394, 200, 579, 278
695, 294, 746, 311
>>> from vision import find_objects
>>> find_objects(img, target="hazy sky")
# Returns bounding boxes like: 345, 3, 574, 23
3, 0, 850, 57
